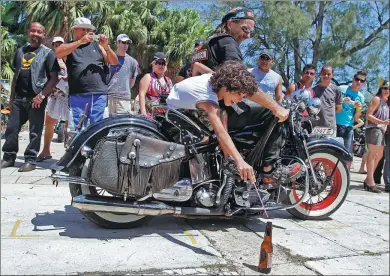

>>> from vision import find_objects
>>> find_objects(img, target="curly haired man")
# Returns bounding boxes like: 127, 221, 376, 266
167, 61, 301, 184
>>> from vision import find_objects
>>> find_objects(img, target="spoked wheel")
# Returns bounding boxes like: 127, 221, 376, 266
69, 161, 152, 229
285, 151, 349, 220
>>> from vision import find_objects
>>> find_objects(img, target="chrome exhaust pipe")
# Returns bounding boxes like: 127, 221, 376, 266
72, 195, 179, 216
71, 195, 225, 216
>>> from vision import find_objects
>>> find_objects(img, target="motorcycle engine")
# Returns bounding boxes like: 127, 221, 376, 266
193, 183, 219, 208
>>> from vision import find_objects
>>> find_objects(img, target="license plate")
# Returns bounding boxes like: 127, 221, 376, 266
312, 127, 334, 135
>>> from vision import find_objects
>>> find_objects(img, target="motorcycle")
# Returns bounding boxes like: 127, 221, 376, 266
1, 104, 10, 139
51, 89, 352, 229
54, 117, 66, 143
353, 127, 365, 157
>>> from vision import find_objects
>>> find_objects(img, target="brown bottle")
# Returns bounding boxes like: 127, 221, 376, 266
258, 221, 273, 274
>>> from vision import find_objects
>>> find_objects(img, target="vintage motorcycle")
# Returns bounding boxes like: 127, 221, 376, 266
51, 89, 352, 229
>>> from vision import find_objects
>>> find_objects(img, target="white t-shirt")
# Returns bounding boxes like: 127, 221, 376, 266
166, 73, 218, 110
248, 67, 282, 100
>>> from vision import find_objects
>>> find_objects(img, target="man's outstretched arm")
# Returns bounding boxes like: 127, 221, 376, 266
248, 88, 289, 122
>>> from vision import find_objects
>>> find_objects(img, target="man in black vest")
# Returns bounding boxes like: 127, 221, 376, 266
191, 8, 301, 184
55, 17, 118, 130
1, 22, 59, 172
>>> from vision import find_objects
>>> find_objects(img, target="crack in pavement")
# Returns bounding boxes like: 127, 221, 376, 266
345, 199, 389, 214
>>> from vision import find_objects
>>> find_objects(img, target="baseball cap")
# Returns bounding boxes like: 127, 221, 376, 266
52, 36, 64, 43
71, 17, 96, 31
259, 49, 274, 59
117, 34, 132, 43
194, 39, 204, 48
152, 52, 167, 62
222, 7, 255, 22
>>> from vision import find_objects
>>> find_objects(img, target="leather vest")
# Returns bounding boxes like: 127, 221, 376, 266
191, 33, 234, 70
12, 44, 52, 95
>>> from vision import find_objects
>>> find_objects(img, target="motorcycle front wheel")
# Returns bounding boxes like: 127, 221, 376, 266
285, 150, 350, 220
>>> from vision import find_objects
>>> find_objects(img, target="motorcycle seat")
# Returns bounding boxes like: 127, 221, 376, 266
226, 100, 272, 130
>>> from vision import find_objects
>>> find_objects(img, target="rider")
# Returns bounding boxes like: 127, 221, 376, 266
167, 61, 259, 183
190, 7, 302, 183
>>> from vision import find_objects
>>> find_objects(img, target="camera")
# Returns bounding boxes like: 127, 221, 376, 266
93, 34, 100, 42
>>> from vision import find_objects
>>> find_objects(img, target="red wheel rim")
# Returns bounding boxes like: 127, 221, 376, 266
293, 158, 342, 211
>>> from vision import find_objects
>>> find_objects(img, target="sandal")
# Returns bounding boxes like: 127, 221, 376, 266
36, 155, 52, 162
364, 182, 382, 193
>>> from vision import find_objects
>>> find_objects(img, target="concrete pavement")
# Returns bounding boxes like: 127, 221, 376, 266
1, 131, 389, 275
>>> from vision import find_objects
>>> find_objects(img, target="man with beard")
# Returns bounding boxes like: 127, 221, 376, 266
1, 22, 59, 172
190, 7, 301, 184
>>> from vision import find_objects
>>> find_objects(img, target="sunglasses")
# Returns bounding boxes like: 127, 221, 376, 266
155, 61, 166, 66
354, 77, 366, 83
119, 41, 131, 45
240, 25, 255, 36
260, 55, 272, 61
304, 71, 315, 76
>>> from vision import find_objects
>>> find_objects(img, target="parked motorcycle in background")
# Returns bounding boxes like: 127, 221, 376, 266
1, 103, 10, 139
353, 127, 365, 158
54, 117, 66, 143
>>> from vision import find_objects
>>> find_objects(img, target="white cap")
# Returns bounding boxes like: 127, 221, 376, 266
71, 17, 96, 31
117, 34, 131, 42
52, 36, 64, 43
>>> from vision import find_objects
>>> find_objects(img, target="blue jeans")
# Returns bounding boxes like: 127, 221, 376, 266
337, 125, 354, 154
69, 94, 107, 130
384, 133, 390, 187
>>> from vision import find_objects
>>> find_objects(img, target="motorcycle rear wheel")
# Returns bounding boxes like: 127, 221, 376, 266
69, 163, 152, 229
285, 150, 350, 220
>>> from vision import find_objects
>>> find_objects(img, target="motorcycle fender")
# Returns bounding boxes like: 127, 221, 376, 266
52, 116, 165, 171
306, 137, 353, 161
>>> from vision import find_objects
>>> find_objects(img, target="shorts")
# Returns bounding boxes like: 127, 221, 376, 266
107, 95, 132, 117
365, 128, 386, 146
46, 93, 69, 121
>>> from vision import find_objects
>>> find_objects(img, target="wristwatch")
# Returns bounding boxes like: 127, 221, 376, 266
38, 92, 46, 100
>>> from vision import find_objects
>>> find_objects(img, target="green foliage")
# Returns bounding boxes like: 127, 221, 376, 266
1, 26, 16, 80
1, 0, 212, 82
205, 1, 389, 93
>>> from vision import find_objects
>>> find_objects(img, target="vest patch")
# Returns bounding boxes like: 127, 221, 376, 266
192, 49, 208, 62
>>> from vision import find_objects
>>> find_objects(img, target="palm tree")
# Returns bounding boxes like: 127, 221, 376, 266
1, 26, 16, 80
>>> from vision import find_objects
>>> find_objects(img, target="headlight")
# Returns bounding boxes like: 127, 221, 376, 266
307, 98, 321, 117
291, 88, 311, 105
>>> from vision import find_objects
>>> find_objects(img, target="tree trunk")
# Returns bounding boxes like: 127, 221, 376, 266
312, 1, 326, 69
61, 1, 70, 41
292, 37, 301, 82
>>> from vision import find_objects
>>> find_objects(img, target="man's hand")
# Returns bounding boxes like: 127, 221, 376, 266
236, 159, 256, 184
32, 95, 43, 109
79, 32, 94, 45
354, 101, 363, 110
99, 34, 109, 49
273, 106, 289, 122
343, 97, 352, 103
